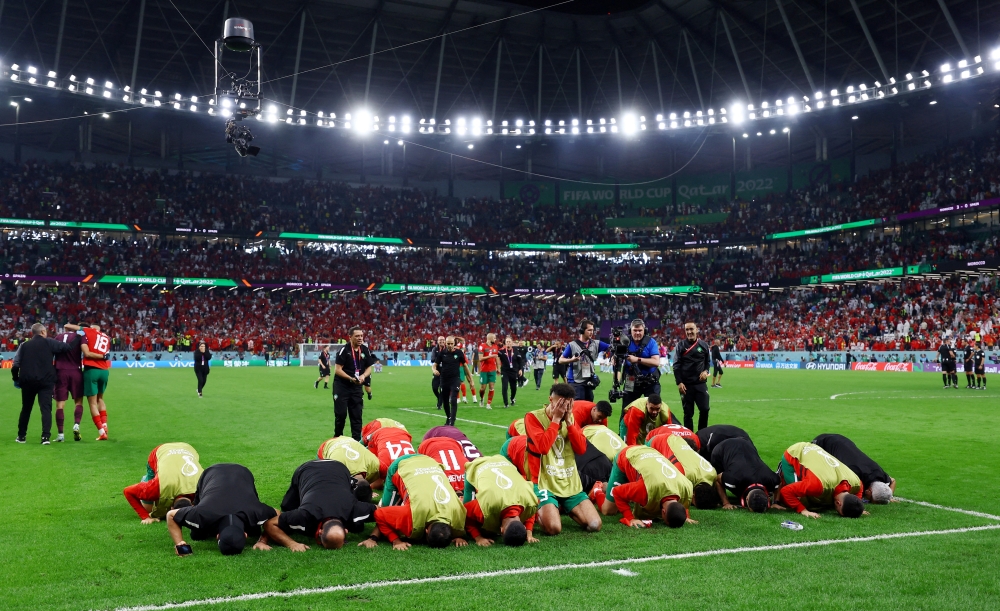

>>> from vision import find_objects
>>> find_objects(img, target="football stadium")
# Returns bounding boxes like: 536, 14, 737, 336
1, 0, 998, 609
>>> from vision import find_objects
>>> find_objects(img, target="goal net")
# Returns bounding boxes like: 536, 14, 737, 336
297, 343, 346, 367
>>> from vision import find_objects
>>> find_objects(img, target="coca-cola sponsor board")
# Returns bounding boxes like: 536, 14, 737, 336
851, 362, 913, 372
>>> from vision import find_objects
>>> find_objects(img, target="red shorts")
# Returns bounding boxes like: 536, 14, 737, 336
55, 368, 84, 402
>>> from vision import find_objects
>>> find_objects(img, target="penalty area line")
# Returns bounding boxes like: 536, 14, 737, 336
897, 498, 1000, 521
397, 407, 508, 429
108, 524, 1000, 611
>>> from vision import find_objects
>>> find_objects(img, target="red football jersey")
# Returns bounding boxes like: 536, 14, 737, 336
82, 327, 111, 370
479, 342, 499, 372
368, 428, 415, 478
647, 423, 701, 451
418, 437, 469, 492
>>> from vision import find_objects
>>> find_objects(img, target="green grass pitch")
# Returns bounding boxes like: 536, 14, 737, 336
1, 367, 998, 611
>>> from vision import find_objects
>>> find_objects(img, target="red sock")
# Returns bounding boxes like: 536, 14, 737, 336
460, 383, 466, 398
488, 390, 494, 404
591, 487, 606, 508
92, 414, 103, 431
101, 411, 108, 428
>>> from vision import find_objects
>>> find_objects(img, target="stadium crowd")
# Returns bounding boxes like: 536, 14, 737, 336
1, 136, 999, 244
1, 273, 995, 356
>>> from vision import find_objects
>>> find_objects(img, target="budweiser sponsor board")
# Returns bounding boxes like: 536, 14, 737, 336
723, 360, 756, 368
851, 362, 913, 372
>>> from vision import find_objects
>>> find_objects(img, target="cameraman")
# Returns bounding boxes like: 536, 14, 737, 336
618, 319, 662, 409
673, 322, 711, 431
559, 320, 610, 402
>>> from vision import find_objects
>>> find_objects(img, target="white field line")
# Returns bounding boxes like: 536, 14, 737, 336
398, 407, 508, 429
109, 523, 1000, 611
897, 498, 1000, 521
830, 390, 888, 400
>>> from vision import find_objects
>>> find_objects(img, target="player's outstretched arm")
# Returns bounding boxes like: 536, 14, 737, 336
166, 509, 191, 556
715, 477, 736, 510
264, 514, 308, 552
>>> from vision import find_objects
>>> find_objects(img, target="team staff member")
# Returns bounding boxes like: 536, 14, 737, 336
938, 339, 958, 389
498, 336, 524, 408
123, 443, 204, 523
362, 454, 468, 550
429, 337, 446, 409
194, 341, 212, 397
559, 320, 610, 402
334, 327, 377, 440
463, 455, 538, 546
710, 340, 724, 388
550, 341, 568, 383
478, 333, 500, 409
619, 320, 662, 408
52, 325, 85, 442
65, 323, 112, 440
812, 433, 895, 503
167, 463, 278, 556
315, 345, 332, 390
696, 424, 752, 460
620, 395, 672, 446
317, 436, 381, 483
776, 442, 865, 519
11, 323, 73, 445
709, 438, 779, 513
596, 445, 694, 529
524, 383, 602, 535
264, 459, 377, 551
532, 341, 548, 390
974, 342, 987, 389
673, 322, 712, 431
432, 336, 477, 426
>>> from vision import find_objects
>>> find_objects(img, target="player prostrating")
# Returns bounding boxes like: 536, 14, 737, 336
463, 455, 539, 546
595, 444, 694, 529
315, 345, 332, 390
53, 325, 85, 442
478, 333, 500, 409
66, 323, 111, 440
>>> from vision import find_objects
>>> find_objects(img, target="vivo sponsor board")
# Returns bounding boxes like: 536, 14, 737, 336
723, 360, 756, 368
805, 362, 848, 371
850, 362, 913, 372
754, 361, 801, 369
921, 362, 1000, 374
388, 360, 434, 367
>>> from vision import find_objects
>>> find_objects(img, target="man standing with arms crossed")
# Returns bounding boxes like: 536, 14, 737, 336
65, 323, 112, 440
334, 327, 377, 441
53, 324, 85, 442
673, 322, 712, 431
478, 333, 500, 409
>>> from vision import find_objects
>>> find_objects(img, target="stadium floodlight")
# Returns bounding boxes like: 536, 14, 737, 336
47, 80, 56, 87
621, 112, 638, 135
782, 127, 789, 133
27, 66, 37, 74
729, 103, 745, 124
851, 115, 859, 120
467, 144, 474, 149
354, 109, 373, 134
85, 87, 93, 94
961, 70, 971, 79
943, 74, 953, 83
742, 133, 748, 138
941, 63, 951, 72
398, 140, 403, 145
472, 117, 482, 136
103, 90, 111, 98
47, 70, 56, 78
515, 119, 523, 127
571, 126, 579, 134
86, 77, 95, 85
817, 100, 825, 109
958, 59, 968, 68
10, 64, 19, 70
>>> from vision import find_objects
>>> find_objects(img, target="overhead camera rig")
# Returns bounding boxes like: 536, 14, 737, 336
215, 18, 262, 156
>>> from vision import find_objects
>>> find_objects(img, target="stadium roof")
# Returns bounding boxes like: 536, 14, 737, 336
3, 0, 994, 121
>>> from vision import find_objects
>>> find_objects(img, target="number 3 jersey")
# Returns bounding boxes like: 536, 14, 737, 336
82, 327, 112, 369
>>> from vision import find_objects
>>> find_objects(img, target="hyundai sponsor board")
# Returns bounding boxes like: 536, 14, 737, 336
805, 362, 848, 371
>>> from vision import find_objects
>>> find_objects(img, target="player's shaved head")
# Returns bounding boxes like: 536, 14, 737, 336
426, 522, 453, 548
501, 519, 528, 547
487, 333, 497, 342
319, 520, 346, 549
745, 488, 769, 513
663, 500, 687, 528
693, 482, 719, 509
838, 494, 864, 518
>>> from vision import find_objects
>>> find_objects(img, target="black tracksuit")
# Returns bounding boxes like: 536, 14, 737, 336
12, 334, 72, 439
498, 347, 524, 407
194, 350, 212, 394
673, 338, 712, 431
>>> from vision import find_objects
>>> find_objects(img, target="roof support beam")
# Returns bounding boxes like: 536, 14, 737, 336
651, 40, 664, 113
719, 10, 753, 105
128, 0, 147, 97
614, 47, 624, 111
491, 39, 502, 122
431, 35, 446, 119
576, 47, 583, 118
53, 0, 69, 74
364, 22, 378, 105
289, 7, 308, 108
774, 0, 817, 93
682, 30, 704, 110
847, 0, 891, 82
934, 0, 971, 58
537, 44, 543, 121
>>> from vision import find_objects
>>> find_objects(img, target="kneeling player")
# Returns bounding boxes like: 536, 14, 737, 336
524, 384, 603, 534
507, 417, 525, 439
166, 463, 277, 556
317, 436, 381, 486
463, 455, 539, 546
696, 424, 753, 460
776, 442, 865, 519
647, 423, 700, 451
361, 419, 415, 487
812, 433, 895, 503
619, 395, 672, 445
362, 454, 467, 550
709, 438, 778, 512
423, 425, 482, 461
264, 459, 377, 551
572, 400, 613, 428
648, 432, 719, 509
596, 445, 694, 528
123, 442, 203, 523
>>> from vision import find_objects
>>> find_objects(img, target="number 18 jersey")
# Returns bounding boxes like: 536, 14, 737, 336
82, 328, 112, 369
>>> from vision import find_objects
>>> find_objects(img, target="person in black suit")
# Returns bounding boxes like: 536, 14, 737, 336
194, 341, 212, 397
11, 323, 73, 444
498, 336, 524, 408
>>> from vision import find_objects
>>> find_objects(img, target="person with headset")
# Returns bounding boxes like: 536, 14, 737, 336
559, 319, 611, 402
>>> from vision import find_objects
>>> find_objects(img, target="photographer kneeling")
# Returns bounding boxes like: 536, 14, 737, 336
618, 319, 662, 411
559, 320, 610, 402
